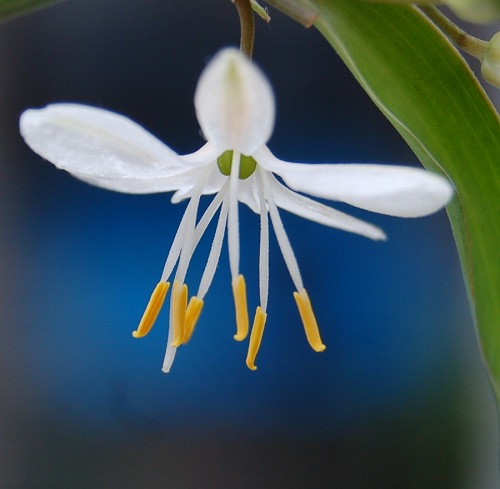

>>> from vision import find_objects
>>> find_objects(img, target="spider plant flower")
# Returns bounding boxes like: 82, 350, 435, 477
19, 48, 453, 372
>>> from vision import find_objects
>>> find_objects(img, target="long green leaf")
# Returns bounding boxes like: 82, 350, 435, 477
312, 1, 500, 397
0, 0, 62, 21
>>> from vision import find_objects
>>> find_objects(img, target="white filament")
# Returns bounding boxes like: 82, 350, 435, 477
192, 180, 229, 249
256, 169, 269, 311
162, 305, 176, 372
261, 171, 304, 292
227, 151, 241, 280
197, 196, 230, 299
173, 169, 211, 284
159, 168, 209, 282
159, 201, 194, 282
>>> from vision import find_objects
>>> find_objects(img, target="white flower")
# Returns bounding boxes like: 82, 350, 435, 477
19, 48, 453, 372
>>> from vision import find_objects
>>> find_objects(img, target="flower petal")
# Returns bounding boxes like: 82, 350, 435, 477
180, 142, 219, 166
256, 147, 454, 217
268, 174, 387, 241
194, 48, 275, 155
80, 165, 206, 195
20, 103, 188, 192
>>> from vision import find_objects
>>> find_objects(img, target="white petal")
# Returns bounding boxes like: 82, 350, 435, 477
194, 48, 275, 155
80, 165, 205, 195
180, 141, 219, 166
20, 104, 188, 191
269, 174, 387, 241
256, 147, 453, 218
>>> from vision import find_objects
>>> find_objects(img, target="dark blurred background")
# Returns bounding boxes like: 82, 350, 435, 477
0, 1, 497, 487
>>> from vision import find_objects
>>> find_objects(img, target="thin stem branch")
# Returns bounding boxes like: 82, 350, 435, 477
232, 0, 255, 58
421, 6, 487, 59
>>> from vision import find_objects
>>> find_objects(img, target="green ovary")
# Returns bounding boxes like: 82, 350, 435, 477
217, 150, 257, 179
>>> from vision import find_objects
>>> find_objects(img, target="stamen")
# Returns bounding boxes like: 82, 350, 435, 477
232, 274, 249, 341
171, 280, 188, 347
161, 166, 210, 283
192, 181, 228, 250
176, 202, 202, 285
246, 306, 267, 370
160, 200, 196, 283
183, 296, 204, 343
261, 171, 304, 292
132, 282, 170, 338
256, 169, 269, 311
228, 151, 241, 280
293, 288, 326, 352
197, 192, 230, 299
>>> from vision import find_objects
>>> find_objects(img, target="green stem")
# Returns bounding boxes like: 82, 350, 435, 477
232, 0, 255, 58
421, 6, 488, 59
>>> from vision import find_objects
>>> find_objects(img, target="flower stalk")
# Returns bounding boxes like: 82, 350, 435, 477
421, 6, 488, 59
421, 6, 500, 87
232, 0, 255, 58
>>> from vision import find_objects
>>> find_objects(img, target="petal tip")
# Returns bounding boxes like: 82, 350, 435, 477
194, 48, 275, 155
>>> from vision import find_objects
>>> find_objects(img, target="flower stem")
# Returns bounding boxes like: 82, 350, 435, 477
421, 6, 487, 59
232, 0, 255, 58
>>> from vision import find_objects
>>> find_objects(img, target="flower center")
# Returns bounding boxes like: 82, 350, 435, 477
217, 150, 257, 179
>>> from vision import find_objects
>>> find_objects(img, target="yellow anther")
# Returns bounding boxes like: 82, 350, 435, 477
171, 280, 188, 347
246, 306, 267, 371
232, 274, 249, 341
132, 282, 170, 338
183, 296, 204, 343
293, 288, 326, 352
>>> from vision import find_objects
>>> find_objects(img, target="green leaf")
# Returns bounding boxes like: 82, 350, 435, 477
311, 1, 500, 396
0, 0, 62, 21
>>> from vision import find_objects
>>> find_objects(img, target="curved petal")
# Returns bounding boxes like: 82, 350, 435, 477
79, 165, 208, 195
256, 146, 454, 218
180, 141, 219, 166
194, 49, 275, 155
20, 104, 187, 186
268, 174, 387, 241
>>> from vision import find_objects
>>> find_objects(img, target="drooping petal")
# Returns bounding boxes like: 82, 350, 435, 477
20, 104, 190, 193
194, 48, 275, 155
179, 141, 219, 166
256, 147, 454, 218
268, 174, 387, 241
80, 166, 208, 195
